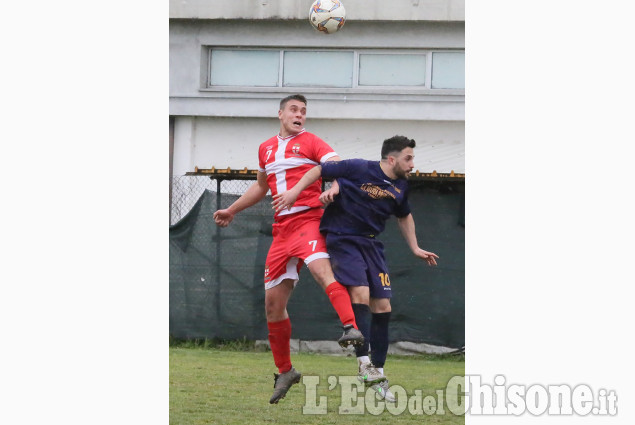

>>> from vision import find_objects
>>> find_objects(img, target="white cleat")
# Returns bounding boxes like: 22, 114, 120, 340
371, 379, 395, 402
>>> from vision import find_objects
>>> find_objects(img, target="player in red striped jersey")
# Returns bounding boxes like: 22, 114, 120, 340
213, 94, 363, 404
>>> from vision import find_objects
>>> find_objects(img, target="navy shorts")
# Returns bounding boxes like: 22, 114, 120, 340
325, 233, 392, 299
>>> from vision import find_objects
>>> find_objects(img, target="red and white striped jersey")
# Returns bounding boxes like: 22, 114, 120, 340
258, 129, 337, 219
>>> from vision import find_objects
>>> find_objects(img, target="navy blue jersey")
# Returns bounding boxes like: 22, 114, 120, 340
319, 159, 411, 236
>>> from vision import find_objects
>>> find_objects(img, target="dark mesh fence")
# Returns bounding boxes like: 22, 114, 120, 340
170, 176, 464, 349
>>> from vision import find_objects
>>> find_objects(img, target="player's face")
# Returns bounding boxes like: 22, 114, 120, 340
278, 100, 307, 137
391, 147, 415, 179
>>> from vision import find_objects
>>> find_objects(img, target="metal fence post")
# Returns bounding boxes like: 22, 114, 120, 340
215, 178, 223, 321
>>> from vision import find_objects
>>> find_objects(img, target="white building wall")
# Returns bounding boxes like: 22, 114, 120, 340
172, 117, 195, 177
174, 116, 464, 175
169, 0, 465, 177
169, 19, 465, 118
169, 0, 465, 21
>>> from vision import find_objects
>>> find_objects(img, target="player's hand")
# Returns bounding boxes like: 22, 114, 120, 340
414, 248, 439, 266
319, 186, 339, 205
272, 189, 299, 212
213, 209, 234, 227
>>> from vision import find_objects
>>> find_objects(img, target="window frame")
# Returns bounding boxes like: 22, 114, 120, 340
282, 50, 356, 88
357, 50, 428, 88
204, 47, 464, 94
430, 51, 466, 90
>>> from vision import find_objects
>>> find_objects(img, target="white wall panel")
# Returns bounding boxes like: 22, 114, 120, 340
170, 0, 465, 21
179, 116, 464, 174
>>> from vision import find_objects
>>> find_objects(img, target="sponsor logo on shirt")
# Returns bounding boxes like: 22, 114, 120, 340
360, 183, 396, 200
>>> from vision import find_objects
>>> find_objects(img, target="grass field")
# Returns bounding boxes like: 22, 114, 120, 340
170, 343, 465, 425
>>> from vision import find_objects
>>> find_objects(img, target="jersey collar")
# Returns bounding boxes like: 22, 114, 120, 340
278, 128, 306, 141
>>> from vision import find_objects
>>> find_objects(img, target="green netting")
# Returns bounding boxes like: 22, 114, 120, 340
169, 181, 464, 348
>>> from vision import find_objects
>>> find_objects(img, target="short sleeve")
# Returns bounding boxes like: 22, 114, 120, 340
394, 186, 411, 218
257, 145, 266, 172
309, 135, 338, 164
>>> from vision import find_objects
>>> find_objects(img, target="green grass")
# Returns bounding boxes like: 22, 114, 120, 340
170, 346, 465, 424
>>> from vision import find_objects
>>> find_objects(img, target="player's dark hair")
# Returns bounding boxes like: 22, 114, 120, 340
381, 135, 416, 159
280, 94, 307, 110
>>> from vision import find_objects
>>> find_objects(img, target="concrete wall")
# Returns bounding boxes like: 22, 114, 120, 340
170, 0, 465, 21
172, 116, 464, 175
169, 19, 465, 120
169, 0, 465, 178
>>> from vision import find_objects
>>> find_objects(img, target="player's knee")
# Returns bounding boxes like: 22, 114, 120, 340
348, 287, 370, 305
265, 299, 285, 321
307, 261, 334, 288
265, 294, 285, 318
370, 298, 391, 313
373, 306, 392, 314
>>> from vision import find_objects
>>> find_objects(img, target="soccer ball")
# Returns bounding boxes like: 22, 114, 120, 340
309, 0, 346, 34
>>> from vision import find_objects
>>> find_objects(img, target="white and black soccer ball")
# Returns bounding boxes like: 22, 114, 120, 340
309, 0, 346, 34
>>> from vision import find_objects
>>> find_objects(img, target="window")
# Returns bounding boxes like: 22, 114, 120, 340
358, 53, 426, 86
283, 51, 353, 87
209, 50, 279, 86
431, 52, 465, 89
207, 48, 464, 90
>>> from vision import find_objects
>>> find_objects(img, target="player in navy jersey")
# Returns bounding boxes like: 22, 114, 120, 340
272, 135, 439, 402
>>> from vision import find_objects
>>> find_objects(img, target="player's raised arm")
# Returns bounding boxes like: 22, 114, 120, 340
271, 165, 322, 212
396, 213, 439, 266
214, 171, 269, 227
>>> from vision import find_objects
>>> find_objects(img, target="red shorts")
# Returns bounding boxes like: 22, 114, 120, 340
264, 208, 329, 290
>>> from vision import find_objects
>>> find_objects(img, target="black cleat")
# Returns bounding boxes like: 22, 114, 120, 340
338, 324, 365, 348
269, 367, 302, 404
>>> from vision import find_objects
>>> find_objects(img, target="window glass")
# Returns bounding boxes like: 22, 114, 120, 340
431, 52, 465, 89
206, 48, 465, 90
283, 51, 353, 87
359, 54, 426, 86
210, 50, 279, 86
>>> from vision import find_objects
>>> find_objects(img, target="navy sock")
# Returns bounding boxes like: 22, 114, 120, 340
370, 312, 391, 368
351, 303, 371, 357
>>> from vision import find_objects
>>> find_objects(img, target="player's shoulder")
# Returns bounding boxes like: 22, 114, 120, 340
297, 131, 324, 144
258, 136, 278, 154
342, 158, 373, 167
323, 158, 372, 173
333, 158, 373, 166
259, 135, 278, 148
395, 177, 410, 192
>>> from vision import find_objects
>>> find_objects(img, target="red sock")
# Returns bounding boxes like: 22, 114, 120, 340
267, 318, 292, 373
325, 282, 357, 329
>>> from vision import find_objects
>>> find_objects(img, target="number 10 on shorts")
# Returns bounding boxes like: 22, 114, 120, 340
378, 272, 391, 286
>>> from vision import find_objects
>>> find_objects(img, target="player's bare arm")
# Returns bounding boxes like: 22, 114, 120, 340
396, 214, 439, 266
271, 155, 341, 212
214, 171, 269, 227
271, 165, 321, 211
